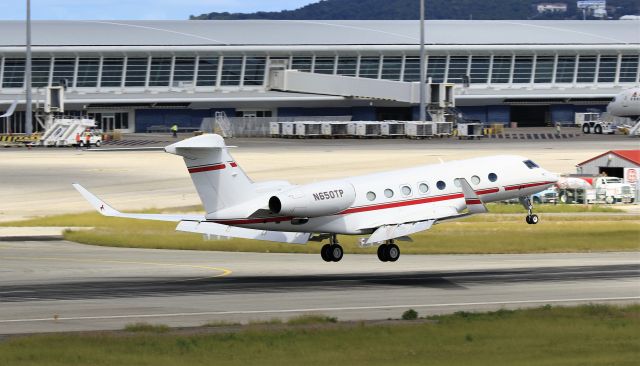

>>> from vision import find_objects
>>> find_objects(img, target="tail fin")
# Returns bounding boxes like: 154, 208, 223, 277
165, 134, 257, 213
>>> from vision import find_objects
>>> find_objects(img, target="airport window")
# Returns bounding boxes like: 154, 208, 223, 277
403, 56, 421, 82
125, 57, 148, 87
597, 56, 617, 83
512, 56, 533, 83
173, 57, 195, 85
196, 57, 219, 87
52, 58, 75, 86
488, 173, 498, 182
220, 56, 243, 86
366, 191, 376, 201
114, 112, 129, 130
384, 189, 394, 198
31, 58, 51, 87
100, 58, 124, 87
534, 56, 554, 83
313, 57, 335, 75
337, 57, 357, 77
436, 181, 446, 190
149, 57, 172, 87
2, 58, 25, 88
426, 56, 446, 83
555, 56, 576, 83
471, 175, 481, 185
291, 57, 312, 72
244, 57, 266, 85
470, 56, 490, 84
454, 178, 462, 188
76, 58, 100, 87
523, 160, 539, 169
491, 56, 512, 84
381, 56, 402, 81
576, 55, 597, 83
401, 185, 412, 196
418, 183, 429, 194
447, 56, 468, 84
619, 56, 639, 83
359, 56, 380, 78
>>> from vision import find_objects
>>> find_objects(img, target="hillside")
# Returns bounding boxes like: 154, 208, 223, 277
190, 0, 639, 21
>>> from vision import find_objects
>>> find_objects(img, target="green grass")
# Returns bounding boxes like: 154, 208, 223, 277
1, 209, 638, 254
485, 203, 622, 213
123, 322, 170, 333
1, 305, 638, 366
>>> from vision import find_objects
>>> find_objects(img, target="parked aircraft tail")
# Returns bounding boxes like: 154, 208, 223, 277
165, 134, 258, 213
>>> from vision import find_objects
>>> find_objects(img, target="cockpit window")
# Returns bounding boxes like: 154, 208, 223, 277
523, 160, 539, 169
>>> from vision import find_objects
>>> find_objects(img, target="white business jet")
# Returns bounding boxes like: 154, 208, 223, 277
74, 134, 558, 263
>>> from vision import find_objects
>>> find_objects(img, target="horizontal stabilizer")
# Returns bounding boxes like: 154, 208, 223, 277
72, 183, 204, 222
177, 221, 311, 245
458, 178, 488, 214
366, 220, 435, 244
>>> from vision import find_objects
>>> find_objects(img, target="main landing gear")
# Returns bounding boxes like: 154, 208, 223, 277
520, 196, 539, 225
377, 240, 400, 262
321, 234, 344, 262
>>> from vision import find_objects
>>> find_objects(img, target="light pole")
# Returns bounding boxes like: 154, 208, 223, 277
419, 0, 426, 123
25, 0, 33, 135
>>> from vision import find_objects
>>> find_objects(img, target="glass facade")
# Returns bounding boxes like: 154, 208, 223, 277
243, 57, 266, 85
101, 58, 124, 87
426, 56, 446, 83
337, 57, 357, 77
196, 57, 218, 87
359, 56, 380, 78
313, 56, 335, 74
220, 56, 243, 86
447, 56, 468, 84
469, 56, 490, 84
555, 56, 575, 83
76, 58, 100, 87
0, 52, 636, 91
125, 57, 148, 87
491, 56, 511, 84
381, 56, 402, 80
534, 56, 554, 83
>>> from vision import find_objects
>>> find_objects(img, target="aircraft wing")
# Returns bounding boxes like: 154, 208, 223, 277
73, 183, 204, 222
176, 221, 310, 245
73, 183, 311, 244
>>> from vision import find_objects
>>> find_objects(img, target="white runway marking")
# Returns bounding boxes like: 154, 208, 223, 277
2, 296, 639, 323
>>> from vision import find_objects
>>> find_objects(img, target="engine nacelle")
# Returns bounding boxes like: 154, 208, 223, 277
268, 181, 356, 218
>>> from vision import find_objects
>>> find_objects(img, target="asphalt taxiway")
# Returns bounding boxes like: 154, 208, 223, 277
1, 240, 638, 334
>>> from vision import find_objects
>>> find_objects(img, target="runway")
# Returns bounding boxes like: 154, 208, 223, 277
0, 240, 638, 334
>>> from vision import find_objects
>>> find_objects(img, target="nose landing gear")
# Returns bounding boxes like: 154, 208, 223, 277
377, 240, 400, 262
520, 196, 539, 225
321, 234, 344, 262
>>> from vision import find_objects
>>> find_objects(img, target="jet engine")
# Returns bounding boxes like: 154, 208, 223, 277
268, 181, 356, 218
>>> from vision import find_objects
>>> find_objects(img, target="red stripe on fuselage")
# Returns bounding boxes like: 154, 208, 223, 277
230, 162, 238, 167
465, 199, 482, 205
188, 164, 226, 174
504, 181, 554, 191
212, 186, 501, 225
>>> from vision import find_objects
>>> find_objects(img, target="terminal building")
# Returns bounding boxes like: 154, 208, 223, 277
0, 19, 638, 133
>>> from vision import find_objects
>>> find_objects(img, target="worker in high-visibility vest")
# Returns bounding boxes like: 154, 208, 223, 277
85, 130, 91, 148
171, 124, 178, 138
75, 132, 81, 146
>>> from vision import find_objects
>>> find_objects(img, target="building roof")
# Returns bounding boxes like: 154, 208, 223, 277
0, 20, 637, 48
577, 150, 640, 167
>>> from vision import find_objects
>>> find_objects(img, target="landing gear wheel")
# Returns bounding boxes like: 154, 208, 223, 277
529, 214, 539, 225
329, 244, 343, 262
377, 244, 389, 262
386, 244, 400, 262
320, 244, 332, 262
525, 215, 532, 224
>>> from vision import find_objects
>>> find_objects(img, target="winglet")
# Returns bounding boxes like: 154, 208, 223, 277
72, 183, 121, 217
458, 178, 488, 214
